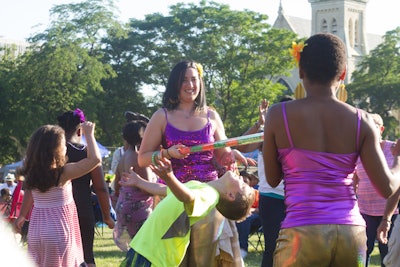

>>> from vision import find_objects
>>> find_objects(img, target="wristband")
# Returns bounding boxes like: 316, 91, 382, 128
382, 218, 392, 224
151, 151, 159, 166
158, 149, 163, 161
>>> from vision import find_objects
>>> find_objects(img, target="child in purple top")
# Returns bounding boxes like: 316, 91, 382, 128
113, 120, 155, 252
263, 33, 400, 267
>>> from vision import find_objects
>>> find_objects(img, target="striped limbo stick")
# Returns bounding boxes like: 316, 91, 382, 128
179, 132, 264, 154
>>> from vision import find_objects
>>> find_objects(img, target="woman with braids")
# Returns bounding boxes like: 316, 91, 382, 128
263, 33, 400, 266
138, 60, 250, 266
57, 109, 115, 267
15, 122, 100, 267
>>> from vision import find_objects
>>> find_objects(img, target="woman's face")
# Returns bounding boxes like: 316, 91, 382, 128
179, 67, 200, 103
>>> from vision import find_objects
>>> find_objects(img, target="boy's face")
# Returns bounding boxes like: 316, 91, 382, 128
226, 171, 253, 197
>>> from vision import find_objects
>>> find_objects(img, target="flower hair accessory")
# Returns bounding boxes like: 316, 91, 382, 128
196, 63, 203, 78
289, 41, 306, 66
73, 108, 86, 123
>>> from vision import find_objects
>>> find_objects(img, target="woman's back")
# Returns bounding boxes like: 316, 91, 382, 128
276, 101, 365, 228
263, 33, 400, 267
272, 98, 361, 154
119, 148, 154, 199
114, 146, 154, 251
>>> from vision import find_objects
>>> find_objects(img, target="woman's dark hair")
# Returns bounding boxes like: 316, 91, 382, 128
22, 125, 66, 192
57, 108, 85, 136
299, 33, 347, 84
162, 60, 207, 111
122, 120, 147, 147
124, 111, 150, 123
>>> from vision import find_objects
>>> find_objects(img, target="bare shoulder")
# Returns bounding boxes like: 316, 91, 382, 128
207, 106, 219, 116
265, 102, 283, 124
358, 108, 377, 135
151, 108, 166, 120
146, 108, 167, 127
207, 107, 222, 121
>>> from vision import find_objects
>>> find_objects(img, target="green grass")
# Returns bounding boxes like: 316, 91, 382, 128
94, 226, 382, 267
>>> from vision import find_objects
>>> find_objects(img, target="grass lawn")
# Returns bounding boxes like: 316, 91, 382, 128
94, 226, 383, 267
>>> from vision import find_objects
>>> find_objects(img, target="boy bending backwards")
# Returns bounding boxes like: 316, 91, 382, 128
119, 157, 255, 267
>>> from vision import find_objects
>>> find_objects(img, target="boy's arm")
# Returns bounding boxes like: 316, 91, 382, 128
150, 158, 195, 204
120, 169, 167, 197
236, 99, 268, 153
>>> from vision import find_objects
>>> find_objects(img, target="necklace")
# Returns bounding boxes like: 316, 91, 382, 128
178, 109, 194, 119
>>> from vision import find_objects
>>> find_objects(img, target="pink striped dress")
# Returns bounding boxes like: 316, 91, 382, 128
28, 181, 85, 267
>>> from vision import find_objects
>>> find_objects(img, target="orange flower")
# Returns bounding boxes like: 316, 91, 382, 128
289, 41, 306, 66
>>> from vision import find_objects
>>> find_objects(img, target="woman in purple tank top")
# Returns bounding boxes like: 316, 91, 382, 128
263, 33, 400, 267
138, 61, 249, 267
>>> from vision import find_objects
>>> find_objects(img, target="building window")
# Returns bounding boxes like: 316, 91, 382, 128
277, 78, 291, 92
349, 19, 354, 47
354, 20, 359, 47
321, 19, 328, 33
331, 18, 337, 34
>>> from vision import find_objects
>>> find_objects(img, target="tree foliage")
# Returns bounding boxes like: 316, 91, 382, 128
0, 0, 297, 164
348, 27, 400, 138
0, 0, 120, 164
125, 0, 297, 136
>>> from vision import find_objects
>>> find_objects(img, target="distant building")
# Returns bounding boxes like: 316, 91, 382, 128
0, 38, 29, 58
273, 0, 384, 92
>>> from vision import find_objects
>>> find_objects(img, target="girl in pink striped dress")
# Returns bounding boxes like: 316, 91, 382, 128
15, 121, 101, 267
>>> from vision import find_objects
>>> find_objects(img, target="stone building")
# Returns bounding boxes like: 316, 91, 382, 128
0, 37, 29, 59
273, 0, 383, 93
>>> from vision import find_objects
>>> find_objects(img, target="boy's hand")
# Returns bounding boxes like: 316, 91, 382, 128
150, 157, 173, 181
119, 167, 142, 187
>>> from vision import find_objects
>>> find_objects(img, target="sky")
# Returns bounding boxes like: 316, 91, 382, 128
0, 0, 399, 41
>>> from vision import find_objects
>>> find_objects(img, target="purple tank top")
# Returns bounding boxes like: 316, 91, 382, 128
162, 109, 218, 183
278, 103, 365, 228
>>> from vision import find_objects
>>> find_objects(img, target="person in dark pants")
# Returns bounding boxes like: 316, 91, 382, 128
57, 109, 115, 267
353, 113, 398, 267
236, 96, 292, 267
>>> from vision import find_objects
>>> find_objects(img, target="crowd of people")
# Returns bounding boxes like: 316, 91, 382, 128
1, 32, 400, 267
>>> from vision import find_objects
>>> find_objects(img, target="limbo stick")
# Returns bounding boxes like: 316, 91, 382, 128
179, 132, 264, 154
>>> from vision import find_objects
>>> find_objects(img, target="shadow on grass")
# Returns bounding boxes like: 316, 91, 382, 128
94, 227, 383, 267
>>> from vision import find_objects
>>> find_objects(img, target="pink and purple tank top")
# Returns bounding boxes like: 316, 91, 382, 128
278, 103, 365, 228
162, 109, 219, 183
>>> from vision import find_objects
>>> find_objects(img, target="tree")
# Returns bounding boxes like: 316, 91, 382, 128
0, 0, 122, 163
0, 0, 299, 163
125, 0, 297, 136
0, 48, 26, 163
348, 27, 400, 138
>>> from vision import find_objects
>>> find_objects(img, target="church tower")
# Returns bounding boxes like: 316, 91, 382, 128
308, 0, 369, 82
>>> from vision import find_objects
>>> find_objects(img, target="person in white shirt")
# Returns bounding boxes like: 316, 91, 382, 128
0, 173, 17, 195
236, 96, 293, 267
